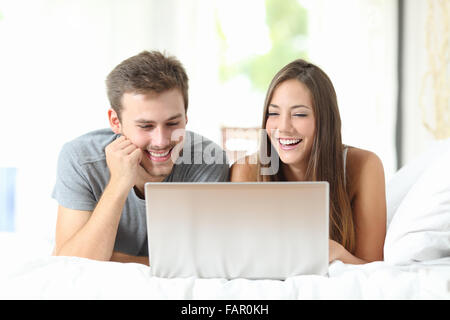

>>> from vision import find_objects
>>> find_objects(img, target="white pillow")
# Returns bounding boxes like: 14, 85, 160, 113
386, 138, 450, 229
384, 143, 450, 265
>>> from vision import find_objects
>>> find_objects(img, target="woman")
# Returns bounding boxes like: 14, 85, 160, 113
230, 59, 386, 264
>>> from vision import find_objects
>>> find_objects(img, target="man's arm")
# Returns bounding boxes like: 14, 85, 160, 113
54, 136, 143, 262
54, 180, 129, 261
54, 198, 149, 265
110, 251, 149, 265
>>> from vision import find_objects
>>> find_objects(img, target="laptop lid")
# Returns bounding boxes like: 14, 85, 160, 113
145, 182, 329, 280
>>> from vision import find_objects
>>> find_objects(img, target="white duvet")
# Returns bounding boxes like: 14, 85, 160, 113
0, 253, 449, 299
0, 216, 449, 300
1, 139, 450, 299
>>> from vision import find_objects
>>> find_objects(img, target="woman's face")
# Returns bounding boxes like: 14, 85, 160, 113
265, 79, 316, 167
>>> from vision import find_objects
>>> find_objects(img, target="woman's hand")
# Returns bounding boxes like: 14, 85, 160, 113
329, 239, 369, 264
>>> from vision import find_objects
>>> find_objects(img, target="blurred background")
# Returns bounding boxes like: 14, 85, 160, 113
0, 0, 448, 245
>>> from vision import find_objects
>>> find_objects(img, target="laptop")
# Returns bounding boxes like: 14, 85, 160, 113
144, 182, 329, 280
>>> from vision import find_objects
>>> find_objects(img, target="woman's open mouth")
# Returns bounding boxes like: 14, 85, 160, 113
278, 138, 302, 150
145, 147, 174, 162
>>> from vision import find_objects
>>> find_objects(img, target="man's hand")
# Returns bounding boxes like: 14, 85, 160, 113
105, 136, 143, 191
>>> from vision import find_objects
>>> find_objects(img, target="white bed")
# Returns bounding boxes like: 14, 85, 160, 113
1, 140, 450, 300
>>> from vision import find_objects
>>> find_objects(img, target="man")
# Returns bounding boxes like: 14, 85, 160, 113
52, 51, 229, 265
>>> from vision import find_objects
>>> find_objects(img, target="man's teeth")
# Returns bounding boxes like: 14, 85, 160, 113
279, 138, 301, 145
149, 149, 170, 157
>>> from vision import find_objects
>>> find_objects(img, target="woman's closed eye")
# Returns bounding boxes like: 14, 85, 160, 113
267, 112, 308, 117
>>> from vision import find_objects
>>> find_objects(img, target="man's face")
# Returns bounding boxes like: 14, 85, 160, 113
110, 89, 187, 180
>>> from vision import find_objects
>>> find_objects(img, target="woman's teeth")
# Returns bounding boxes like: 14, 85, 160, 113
279, 138, 302, 145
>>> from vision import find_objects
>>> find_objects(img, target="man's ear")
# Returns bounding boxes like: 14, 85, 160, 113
108, 108, 121, 134
185, 114, 188, 125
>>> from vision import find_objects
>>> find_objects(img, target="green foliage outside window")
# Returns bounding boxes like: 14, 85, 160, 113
216, 0, 308, 92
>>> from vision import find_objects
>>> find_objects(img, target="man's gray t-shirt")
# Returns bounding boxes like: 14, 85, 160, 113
52, 128, 229, 256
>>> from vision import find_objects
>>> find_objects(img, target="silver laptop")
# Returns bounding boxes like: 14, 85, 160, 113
145, 182, 329, 280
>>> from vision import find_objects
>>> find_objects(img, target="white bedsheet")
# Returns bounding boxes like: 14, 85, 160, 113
1, 210, 449, 300
1, 253, 449, 299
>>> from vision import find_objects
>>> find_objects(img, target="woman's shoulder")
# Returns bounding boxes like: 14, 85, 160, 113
346, 146, 385, 196
346, 146, 383, 168
230, 155, 259, 182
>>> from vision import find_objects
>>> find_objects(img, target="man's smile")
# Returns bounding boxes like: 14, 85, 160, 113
144, 147, 174, 162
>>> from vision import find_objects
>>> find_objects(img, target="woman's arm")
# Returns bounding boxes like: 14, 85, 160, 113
230, 156, 258, 182
331, 150, 386, 264
329, 239, 368, 264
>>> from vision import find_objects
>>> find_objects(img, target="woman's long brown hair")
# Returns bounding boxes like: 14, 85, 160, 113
257, 59, 356, 253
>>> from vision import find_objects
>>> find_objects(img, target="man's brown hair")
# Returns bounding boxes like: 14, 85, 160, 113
106, 50, 189, 120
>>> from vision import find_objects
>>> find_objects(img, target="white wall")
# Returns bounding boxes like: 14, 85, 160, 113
0, 0, 158, 239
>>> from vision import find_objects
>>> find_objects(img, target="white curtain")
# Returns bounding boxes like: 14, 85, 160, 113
305, 0, 398, 182
402, 0, 450, 165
